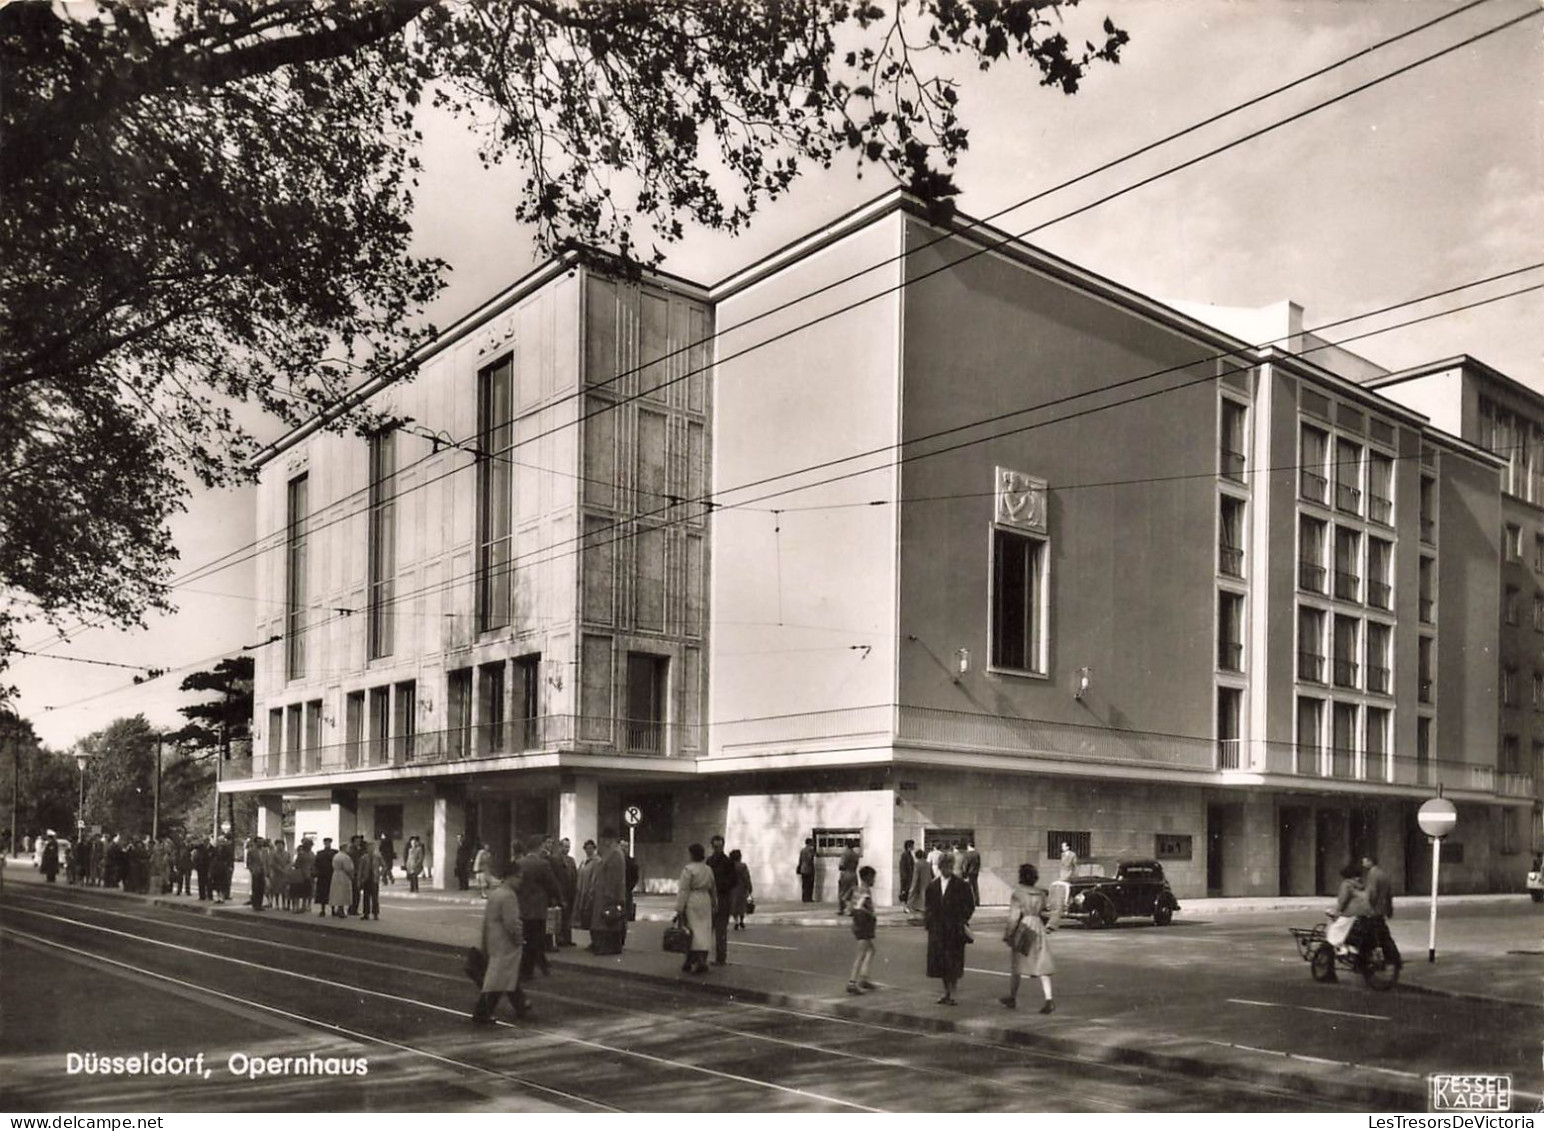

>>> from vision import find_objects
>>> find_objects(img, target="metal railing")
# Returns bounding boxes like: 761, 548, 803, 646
1367, 494, 1392, 525
1418, 597, 1434, 623
1336, 482, 1362, 514
1366, 664, 1391, 694
1220, 449, 1247, 482
1420, 517, 1436, 543
1298, 651, 1325, 683
1334, 569, 1360, 601
1332, 658, 1359, 688
1299, 562, 1327, 593
1217, 642, 1243, 672
1218, 545, 1244, 577
1367, 581, 1392, 610
1300, 470, 1328, 504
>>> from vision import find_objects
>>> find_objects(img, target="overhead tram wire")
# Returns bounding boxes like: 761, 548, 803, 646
243, 267, 1544, 656
15, 4, 1537, 659
38, 275, 1541, 716
18, 0, 1514, 643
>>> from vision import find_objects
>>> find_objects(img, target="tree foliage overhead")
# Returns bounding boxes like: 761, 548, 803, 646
0, 0, 1126, 690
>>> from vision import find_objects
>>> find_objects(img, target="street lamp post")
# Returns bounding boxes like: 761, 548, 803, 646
74, 750, 93, 838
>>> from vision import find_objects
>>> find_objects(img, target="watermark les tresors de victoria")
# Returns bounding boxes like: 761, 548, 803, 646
64, 1051, 369, 1081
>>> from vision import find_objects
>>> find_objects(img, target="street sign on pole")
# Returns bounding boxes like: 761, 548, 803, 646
1417, 796, 1458, 964
623, 806, 643, 827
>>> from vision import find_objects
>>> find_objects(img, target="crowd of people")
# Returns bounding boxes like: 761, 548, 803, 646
28, 828, 239, 899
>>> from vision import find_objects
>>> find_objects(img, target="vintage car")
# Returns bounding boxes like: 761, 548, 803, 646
1058, 858, 1180, 927
1527, 861, 1542, 903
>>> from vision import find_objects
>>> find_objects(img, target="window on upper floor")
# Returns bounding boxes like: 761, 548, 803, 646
477, 357, 514, 633
991, 527, 1048, 675
1300, 423, 1329, 504
1419, 476, 1437, 543
1218, 495, 1245, 578
1534, 596, 1544, 633
1534, 533, 1544, 573
1217, 687, 1243, 770
1365, 622, 1391, 695
1506, 523, 1522, 563
1506, 585, 1521, 626
1334, 437, 1362, 515
1217, 591, 1244, 672
1332, 615, 1359, 689
1220, 399, 1248, 483
1418, 636, 1435, 703
1333, 526, 1361, 602
1367, 538, 1392, 611
1418, 556, 1436, 624
480, 662, 507, 753
1299, 517, 1327, 594
625, 652, 670, 755
1365, 707, 1390, 779
393, 680, 417, 762
514, 654, 541, 751
1366, 451, 1394, 525
1296, 696, 1323, 769
1501, 734, 1521, 775
1533, 671, 1543, 710
285, 473, 309, 681
1298, 606, 1326, 684
367, 429, 397, 660
1502, 667, 1519, 708
447, 668, 473, 759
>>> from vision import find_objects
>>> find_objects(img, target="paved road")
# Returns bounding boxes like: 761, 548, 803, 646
2, 883, 1346, 1113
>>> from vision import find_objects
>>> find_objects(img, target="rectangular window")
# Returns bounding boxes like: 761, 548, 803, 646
477, 357, 514, 632
1046, 831, 1092, 861
369, 685, 390, 766
1501, 735, 1521, 773
991, 527, 1047, 673
1217, 687, 1243, 769
1365, 707, 1390, 781
1220, 399, 1247, 482
1418, 637, 1435, 704
1296, 696, 1323, 773
514, 654, 541, 751
447, 668, 473, 758
1333, 526, 1361, 602
1366, 622, 1391, 695
1299, 517, 1327, 593
1502, 809, 1521, 856
479, 662, 507, 753
1331, 701, 1357, 778
1298, 606, 1325, 683
1502, 667, 1518, 708
1332, 615, 1359, 688
285, 702, 302, 775
285, 473, 309, 680
1506, 586, 1521, 626
1535, 534, 1544, 573
1300, 424, 1329, 503
816, 828, 864, 856
367, 430, 397, 660
1534, 672, 1543, 709
1334, 437, 1362, 514
1366, 451, 1394, 524
1218, 495, 1245, 577
1417, 717, 1433, 786
1506, 523, 1522, 562
625, 652, 669, 754
304, 699, 323, 772
345, 691, 364, 769
267, 708, 283, 776
1217, 591, 1244, 672
1418, 556, 1435, 624
393, 680, 416, 762
1419, 476, 1437, 543
1367, 538, 1392, 610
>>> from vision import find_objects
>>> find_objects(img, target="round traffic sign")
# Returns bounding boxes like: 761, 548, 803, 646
624, 806, 643, 827
1417, 797, 1457, 838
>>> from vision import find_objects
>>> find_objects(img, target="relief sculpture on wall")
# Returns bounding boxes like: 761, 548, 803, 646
995, 467, 1047, 533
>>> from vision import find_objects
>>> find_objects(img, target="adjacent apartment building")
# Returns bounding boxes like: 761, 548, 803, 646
224, 193, 1534, 902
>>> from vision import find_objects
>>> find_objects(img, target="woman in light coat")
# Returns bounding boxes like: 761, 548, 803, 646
473, 862, 530, 1023
729, 848, 753, 929
674, 842, 718, 975
405, 835, 426, 894
473, 842, 493, 898
328, 847, 355, 918
999, 863, 1056, 1013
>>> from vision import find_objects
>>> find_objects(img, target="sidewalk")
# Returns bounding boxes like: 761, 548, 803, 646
8, 860, 1540, 1111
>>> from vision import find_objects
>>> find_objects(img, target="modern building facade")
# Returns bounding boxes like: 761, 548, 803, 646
226, 194, 1532, 900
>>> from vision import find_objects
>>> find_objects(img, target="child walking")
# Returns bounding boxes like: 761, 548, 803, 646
847, 865, 878, 994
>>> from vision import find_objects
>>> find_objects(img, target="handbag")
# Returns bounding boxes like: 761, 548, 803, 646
662, 921, 692, 954
745, 896, 756, 915
464, 945, 488, 984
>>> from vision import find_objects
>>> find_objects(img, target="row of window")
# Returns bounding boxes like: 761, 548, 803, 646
1297, 518, 1399, 610
1478, 396, 1544, 504
1298, 423, 1397, 526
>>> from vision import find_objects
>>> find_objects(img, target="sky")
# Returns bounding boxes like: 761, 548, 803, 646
11, 0, 1543, 750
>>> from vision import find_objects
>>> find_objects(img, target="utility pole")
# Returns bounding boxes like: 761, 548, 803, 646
7, 717, 17, 858
152, 734, 162, 842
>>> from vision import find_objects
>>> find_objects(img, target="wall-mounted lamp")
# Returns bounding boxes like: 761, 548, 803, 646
954, 649, 971, 682
1075, 666, 1093, 702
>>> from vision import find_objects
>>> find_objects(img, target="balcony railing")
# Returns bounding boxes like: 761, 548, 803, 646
1220, 449, 1247, 482
1366, 664, 1391, 694
1420, 516, 1436, 543
1217, 642, 1243, 672
1299, 562, 1327, 593
1367, 581, 1392, 610
1334, 570, 1360, 601
1217, 738, 1243, 770
1298, 651, 1326, 683
1218, 545, 1244, 577
1419, 596, 1434, 623
1336, 482, 1362, 514
1301, 470, 1328, 504
1368, 494, 1392, 525
1332, 658, 1359, 687
1419, 678, 1434, 704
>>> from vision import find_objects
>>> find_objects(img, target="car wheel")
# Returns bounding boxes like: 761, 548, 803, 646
1310, 942, 1337, 983
1153, 902, 1173, 927
1089, 895, 1118, 929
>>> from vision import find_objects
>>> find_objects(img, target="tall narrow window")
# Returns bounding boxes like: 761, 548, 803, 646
304, 699, 323, 772
1218, 495, 1245, 577
1334, 438, 1362, 514
267, 708, 283, 776
1366, 451, 1394, 524
1219, 399, 1247, 482
1216, 687, 1242, 769
1332, 615, 1359, 688
1296, 696, 1323, 774
1333, 526, 1361, 602
369, 686, 390, 765
448, 668, 473, 758
1298, 606, 1325, 683
515, 654, 541, 750
991, 528, 1046, 673
367, 429, 397, 659
1299, 517, 1327, 594
394, 680, 417, 762
1418, 556, 1435, 623
285, 473, 309, 680
1419, 476, 1436, 543
1418, 636, 1435, 703
345, 691, 364, 769
1416, 717, 1433, 785
477, 358, 514, 632
1300, 424, 1328, 503
1217, 591, 1244, 672
1367, 538, 1392, 610
285, 702, 302, 774
480, 662, 507, 753
1331, 702, 1357, 778
1366, 622, 1391, 694
626, 652, 669, 754
1365, 708, 1390, 781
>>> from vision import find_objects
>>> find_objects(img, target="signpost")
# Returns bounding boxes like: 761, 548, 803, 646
1417, 796, 1458, 964
624, 805, 642, 860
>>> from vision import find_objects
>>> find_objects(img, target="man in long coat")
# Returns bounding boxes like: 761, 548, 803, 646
587, 829, 629, 955
472, 863, 530, 1024
1360, 853, 1402, 968
314, 838, 337, 915
899, 839, 916, 906
515, 835, 562, 976
552, 837, 579, 946
924, 853, 976, 1006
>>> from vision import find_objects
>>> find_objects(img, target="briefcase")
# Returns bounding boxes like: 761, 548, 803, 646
662, 923, 692, 954
545, 905, 563, 949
